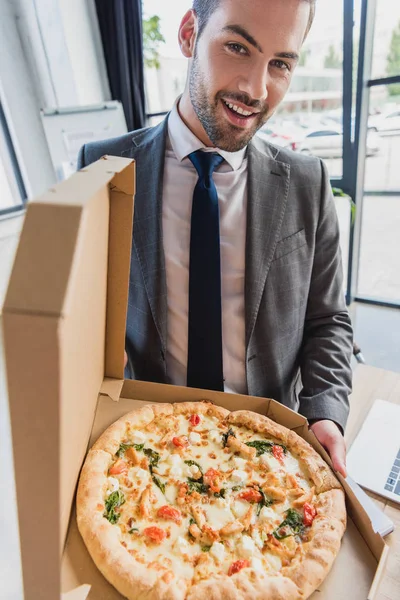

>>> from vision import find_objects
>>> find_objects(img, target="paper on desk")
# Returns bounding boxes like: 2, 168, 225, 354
346, 475, 394, 537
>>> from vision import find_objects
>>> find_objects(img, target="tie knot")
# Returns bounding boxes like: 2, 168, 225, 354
188, 150, 224, 184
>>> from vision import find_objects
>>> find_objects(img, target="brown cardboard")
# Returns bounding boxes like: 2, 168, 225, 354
2, 156, 388, 600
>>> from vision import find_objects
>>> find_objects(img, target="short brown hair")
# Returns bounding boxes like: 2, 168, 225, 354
192, 0, 316, 39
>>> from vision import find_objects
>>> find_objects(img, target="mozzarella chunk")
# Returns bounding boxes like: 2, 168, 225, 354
251, 528, 265, 550
265, 553, 282, 573
251, 557, 264, 572
170, 465, 183, 477
210, 542, 225, 562
237, 535, 256, 558
259, 506, 277, 523
174, 536, 190, 555
168, 454, 182, 466
231, 470, 248, 484
131, 431, 146, 445
209, 430, 222, 443
232, 500, 249, 519
185, 463, 201, 478
189, 432, 202, 444
106, 477, 119, 495
260, 454, 280, 471
232, 457, 248, 470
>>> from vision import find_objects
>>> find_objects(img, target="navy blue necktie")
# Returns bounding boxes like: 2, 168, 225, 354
187, 150, 225, 391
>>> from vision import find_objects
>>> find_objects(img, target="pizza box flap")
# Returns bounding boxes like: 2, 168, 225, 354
2, 156, 134, 600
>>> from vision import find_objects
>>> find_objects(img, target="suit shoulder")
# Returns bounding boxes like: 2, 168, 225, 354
77, 126, 154, 169
254, 135, 323, 180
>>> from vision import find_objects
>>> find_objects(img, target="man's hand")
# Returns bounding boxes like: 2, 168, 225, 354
309, 420, 347, 478
124, 351, 128, 368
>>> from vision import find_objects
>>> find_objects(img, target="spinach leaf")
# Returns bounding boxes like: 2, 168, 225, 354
152, 475, 166, 494
214, 489, 226, 499
128, 527, 139, 533
231, 485, 243, 492
273, 508, 304, 539
144, 448, 161, 474
256, 488, 274, 516
222, 428, 235, 448
116, 442, 144, 457
104, 490, 125, 524
187, 480, 209, 495
184, 460, 203, 474
245, 440, 287, 457
201, 545, 211, 552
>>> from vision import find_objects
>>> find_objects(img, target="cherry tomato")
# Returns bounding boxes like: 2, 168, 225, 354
239, 488, 263, 503
228, 559, 250, 576
204, 468, 222, 492
143, 526, 166, 544
303, 502, 317, 526
272, 445, 285, 463
189, 414, 201, 426
109, 459, 128, 475
157, 505, 182, 524
172, 436, 189, 448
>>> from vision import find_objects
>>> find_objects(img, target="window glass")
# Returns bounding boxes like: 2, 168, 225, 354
357, 195, 400, 302
371, 2, 400, 81
366, 84, 400, 191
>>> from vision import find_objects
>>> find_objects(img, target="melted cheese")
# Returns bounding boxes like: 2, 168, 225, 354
104, 410, 316, 583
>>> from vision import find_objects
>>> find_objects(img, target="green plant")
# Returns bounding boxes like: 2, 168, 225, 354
143, 15, 165, 69
332, 187, 356, 225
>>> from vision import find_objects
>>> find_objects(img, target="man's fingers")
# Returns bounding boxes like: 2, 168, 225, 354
329, 438, 347, 478
309, 420, 347, 478
124, 350, 128, 368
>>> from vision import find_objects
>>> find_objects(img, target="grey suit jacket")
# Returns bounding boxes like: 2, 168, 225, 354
77, 116, 353, 431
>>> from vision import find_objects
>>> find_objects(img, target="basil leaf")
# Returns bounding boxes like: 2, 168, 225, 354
273, 508, 304, 539
222, 428, 235, 448
116, 442, 144, 457
214, 489, 226, 498
104, 490, 125, 524
144, 448, 160, 474
152, 475, 166, 494
187, 480, 209, 494
256, 487, 273, 516
245, 440, 287, 457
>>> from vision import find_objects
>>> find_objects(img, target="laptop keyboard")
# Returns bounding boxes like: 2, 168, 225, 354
384, 448, 400, 495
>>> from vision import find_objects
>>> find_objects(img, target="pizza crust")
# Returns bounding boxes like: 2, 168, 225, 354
77, 401, 346, 600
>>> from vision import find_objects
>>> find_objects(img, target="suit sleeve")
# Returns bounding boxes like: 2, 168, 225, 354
77, 144, 86, 170
298, 159, 353, 432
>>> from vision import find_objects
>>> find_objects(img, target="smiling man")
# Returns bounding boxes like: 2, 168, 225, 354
78, 0, 353, 477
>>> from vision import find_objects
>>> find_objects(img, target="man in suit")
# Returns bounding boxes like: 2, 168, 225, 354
78, 0, 353, 476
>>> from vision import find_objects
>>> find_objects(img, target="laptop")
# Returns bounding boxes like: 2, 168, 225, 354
347, 399, 400, 505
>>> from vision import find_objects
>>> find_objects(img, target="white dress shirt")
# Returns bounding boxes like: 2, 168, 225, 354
162, 99, 248, 394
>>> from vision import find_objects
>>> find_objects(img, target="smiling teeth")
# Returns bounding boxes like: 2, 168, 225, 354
224, 100, 252, 117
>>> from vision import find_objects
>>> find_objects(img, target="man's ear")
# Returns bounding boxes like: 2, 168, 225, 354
178, 9, 198, 58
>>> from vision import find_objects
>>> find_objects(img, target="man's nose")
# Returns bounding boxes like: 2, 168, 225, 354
237, 64, 268, 105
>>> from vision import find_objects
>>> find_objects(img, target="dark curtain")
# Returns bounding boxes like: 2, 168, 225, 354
95, 0, 146, 131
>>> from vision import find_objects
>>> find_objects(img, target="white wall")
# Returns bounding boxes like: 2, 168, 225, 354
0, 0, 111, 199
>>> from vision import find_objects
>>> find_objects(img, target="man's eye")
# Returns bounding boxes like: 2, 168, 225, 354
270, 59, 290, 71
227, 42, 248, 55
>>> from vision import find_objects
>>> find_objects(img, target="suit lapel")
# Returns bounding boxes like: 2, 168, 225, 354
245, 138, 291, 348
130, 118, 169, 353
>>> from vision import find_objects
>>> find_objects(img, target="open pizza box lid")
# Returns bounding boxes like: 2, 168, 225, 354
2, 158, 389, 600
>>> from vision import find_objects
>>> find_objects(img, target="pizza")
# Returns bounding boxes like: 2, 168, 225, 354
77, 401, 346, 600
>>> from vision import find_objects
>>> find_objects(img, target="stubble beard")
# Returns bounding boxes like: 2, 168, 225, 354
189, 51, 270, 152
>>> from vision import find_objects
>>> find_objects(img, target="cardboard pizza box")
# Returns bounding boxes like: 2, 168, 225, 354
2, 157, 389, 600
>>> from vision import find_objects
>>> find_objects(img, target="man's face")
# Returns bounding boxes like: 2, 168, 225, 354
182, 0, 310, 151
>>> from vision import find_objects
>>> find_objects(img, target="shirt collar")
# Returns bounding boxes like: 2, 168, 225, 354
167, 97, 247, 172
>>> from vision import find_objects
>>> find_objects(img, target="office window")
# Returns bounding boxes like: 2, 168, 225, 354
0, 102, 25, 217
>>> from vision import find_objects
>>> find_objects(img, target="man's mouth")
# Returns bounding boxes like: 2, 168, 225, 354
221, 98, 260, 118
